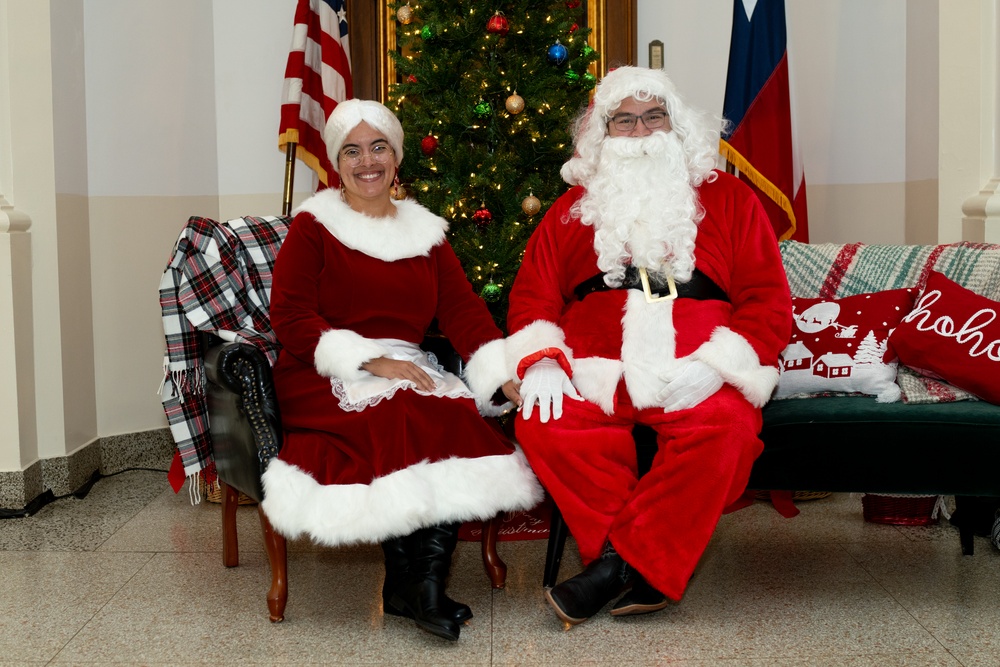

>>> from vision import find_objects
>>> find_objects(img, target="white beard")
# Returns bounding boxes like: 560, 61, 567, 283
574, 131, 701, 286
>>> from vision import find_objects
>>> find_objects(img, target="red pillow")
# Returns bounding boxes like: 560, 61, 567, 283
889, 271, 1000, 404
775, 288, 917, 402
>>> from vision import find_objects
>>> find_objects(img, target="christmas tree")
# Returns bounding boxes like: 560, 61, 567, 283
388, 0, 599, 329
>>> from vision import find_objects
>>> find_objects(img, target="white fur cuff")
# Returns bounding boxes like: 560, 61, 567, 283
314, 329, 390, 382
463, 338, 509, 404
505, 320, 573, 378
691, 326, 779, 407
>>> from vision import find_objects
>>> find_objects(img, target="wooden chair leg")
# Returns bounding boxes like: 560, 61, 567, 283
481, 516, 507, 588
258, 506, 288, 622
543, 504, 568, 589
221, 480, 239, 567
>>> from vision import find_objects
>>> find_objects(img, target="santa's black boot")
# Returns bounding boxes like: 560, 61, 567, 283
381, 533, 472, 624
545, 541, 634, 625
386, 524, 464, 641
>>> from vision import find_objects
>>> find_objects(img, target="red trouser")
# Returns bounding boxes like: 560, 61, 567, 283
515, 381, 763, 601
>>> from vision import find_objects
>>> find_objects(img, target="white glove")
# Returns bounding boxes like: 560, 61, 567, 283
656, 360, 724, 413
519, 358, 582, 423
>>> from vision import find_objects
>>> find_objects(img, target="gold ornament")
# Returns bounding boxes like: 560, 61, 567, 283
391, 182, 407, 200
505, 92, 525, 115
521, 193, 541, 216
397, 3, 413, 24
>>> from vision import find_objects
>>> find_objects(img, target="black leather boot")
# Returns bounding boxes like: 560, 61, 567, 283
381, 534, 472, 624
545, 541, 633, 626
386, 524, 463, 641
610, 573, 669, 616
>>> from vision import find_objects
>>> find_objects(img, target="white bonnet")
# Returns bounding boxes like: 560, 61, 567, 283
323, 99, 405, 174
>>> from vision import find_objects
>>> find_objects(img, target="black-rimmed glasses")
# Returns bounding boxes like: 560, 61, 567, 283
607, 109, 669, 132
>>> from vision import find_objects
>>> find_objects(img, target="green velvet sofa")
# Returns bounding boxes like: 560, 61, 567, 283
747, 240, 1000, 554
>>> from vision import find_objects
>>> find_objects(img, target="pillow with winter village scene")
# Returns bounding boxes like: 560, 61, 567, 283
890, 270, 1000, 405
773, 288, 917, 403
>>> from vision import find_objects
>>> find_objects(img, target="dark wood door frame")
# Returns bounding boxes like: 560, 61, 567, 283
347, 0, 637, 102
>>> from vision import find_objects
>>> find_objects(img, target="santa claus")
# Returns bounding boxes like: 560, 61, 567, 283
506, 66, 792, 625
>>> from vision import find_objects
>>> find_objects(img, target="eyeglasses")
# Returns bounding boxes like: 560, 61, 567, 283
339, 143, 394, 166
607, 109, 669, 132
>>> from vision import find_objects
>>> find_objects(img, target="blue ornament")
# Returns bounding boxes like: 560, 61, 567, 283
546, 41, 569, 66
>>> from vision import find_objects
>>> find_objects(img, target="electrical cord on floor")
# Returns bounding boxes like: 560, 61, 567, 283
0, 467, 170, 520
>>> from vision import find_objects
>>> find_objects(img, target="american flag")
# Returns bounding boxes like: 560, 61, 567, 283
278, 0, 353, 188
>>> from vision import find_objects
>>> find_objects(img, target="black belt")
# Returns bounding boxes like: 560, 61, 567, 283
573, 266, 729, 303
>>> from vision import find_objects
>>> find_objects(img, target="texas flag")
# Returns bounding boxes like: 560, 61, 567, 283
721, 0, 808, 242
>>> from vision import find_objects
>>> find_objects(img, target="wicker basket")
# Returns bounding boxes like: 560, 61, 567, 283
199, 476, 257, 506
862, 494, 938, 526
754, 490, 832, 502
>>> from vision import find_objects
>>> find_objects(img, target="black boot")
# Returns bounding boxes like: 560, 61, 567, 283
386, 524, 463, 641
381, 534, 472, 623
545, 541, 633, 626
610, 573, 669, 616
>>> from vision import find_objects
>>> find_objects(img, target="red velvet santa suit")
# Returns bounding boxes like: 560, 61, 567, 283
261, 189, 542, 546
506, 172, 791, 601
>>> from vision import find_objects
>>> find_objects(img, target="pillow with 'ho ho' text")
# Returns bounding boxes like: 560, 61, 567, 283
889, 270, 1000, 405
774, 288, 917, 403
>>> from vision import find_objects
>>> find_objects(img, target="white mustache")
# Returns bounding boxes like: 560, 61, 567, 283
601, 131, 674, 159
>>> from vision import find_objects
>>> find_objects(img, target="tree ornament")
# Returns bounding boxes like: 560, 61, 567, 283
396, 3, 414, 25
569, 23, 579, 34
473, 99, 493, 117
486, 12, 509, 37
582, 71, 596, 89
505, 92, 525, 115
521, 193, 541, 216
547, 41, 569, 66
420, 134, 438, 156
566, 0, 582, 8
581, 44, 595, 58
564, 68, 580, 83
472, 205, 493, 228
420, 24, 433, 40
480, 281, 503, 303
406, 74, 418, 84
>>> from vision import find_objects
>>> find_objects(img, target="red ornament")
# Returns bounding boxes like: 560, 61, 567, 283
472, 206, 493, 228
420, 135, 438, 156
407, 74, 418, 83
486, 12, 509, 36
569, 23, 579, 33
566, 0, 581, 8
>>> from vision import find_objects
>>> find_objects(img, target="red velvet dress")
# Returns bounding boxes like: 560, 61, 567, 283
260, 190, 542, 547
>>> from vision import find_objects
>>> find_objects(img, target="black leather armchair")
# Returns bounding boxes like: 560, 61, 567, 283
203, 333, 508, 622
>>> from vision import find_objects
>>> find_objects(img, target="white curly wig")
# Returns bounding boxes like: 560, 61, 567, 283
323, 99, 404, 174
560, 66, 723, 188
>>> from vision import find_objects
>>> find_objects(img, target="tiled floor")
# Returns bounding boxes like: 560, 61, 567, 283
2, 470, 999, 666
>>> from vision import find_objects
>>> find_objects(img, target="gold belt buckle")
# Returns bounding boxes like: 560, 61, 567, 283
638, 267, 677, 303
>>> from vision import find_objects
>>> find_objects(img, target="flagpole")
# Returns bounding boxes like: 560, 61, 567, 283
282, 142, 296, 216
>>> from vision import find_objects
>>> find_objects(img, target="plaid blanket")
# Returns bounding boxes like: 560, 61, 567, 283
159, 215, 290, 480
780, 240, 1000, 403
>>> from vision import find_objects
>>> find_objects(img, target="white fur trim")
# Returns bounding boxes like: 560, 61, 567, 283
463, 338, 509, 406
505, 320, 574, 377
296, 190, 447, 261
621, 291, 683, 409
314, 329, 390, 382
571, 357, 624, 415
691, 326, 779, 407
260, 449, 544, 546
